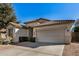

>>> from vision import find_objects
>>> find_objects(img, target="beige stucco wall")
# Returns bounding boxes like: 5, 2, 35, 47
65, 30, 71, 43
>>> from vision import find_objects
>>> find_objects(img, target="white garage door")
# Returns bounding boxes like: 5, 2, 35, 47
36, 27, 65, 43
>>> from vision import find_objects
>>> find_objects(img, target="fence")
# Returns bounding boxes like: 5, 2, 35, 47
71, 32, 79, 42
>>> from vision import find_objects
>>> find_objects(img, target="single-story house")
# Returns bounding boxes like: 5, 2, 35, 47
6, 22, 28, 43
24, 18, 75, 44
6, 18, 75, 44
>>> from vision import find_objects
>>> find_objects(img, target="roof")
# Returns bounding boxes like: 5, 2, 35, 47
0, 28, 6, 33
51, 20, 75, 22
74, 20, 79, 27
32, 20, 75, 28
24, 18, 50, 24
9, 22, 21, 28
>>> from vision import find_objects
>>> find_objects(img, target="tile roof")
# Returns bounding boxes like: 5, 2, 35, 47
9, 22, 21, 28
24, 18, 50, 24
32, 20, 75, 27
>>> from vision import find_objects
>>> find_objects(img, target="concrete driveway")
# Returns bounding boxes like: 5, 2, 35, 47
0, 42, 64, 56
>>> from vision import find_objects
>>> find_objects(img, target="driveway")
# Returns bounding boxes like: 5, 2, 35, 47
0, 42, 64, 56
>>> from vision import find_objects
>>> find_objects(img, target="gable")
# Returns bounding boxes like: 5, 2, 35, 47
7, 24, 14, 29
25, 18, 50, 24
7, 22, 21, 29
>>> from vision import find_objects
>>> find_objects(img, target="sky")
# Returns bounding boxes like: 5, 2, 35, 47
13, 3, 79, 23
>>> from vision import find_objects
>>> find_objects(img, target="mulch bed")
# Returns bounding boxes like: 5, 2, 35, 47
63, 43, 79, 56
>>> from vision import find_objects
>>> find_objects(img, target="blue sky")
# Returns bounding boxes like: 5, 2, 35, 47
13, 3, 79, 23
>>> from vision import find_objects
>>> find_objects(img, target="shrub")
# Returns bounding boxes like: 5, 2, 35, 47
74, 27, 79, 32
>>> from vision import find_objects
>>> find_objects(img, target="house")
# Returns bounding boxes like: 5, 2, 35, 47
6, 18, 75, 44
6, 22, 28, 43
24, 18, 75, 44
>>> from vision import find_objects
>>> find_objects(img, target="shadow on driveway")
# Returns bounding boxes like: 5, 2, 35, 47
15, 42, 64, 48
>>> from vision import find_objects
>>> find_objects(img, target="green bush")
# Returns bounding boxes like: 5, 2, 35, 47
74, 27, 79, 32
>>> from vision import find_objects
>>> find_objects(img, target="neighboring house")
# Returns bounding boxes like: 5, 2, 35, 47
6, 18, 75, 44
74, 19, 79, 27
70, 19, 79, 32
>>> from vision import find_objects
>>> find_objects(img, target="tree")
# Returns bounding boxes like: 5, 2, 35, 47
0, 3, 16, 29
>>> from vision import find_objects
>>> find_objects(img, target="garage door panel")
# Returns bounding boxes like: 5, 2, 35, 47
36, 29, 65, 43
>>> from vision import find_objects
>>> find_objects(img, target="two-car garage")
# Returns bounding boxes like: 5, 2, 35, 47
35, 24, 71, 44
